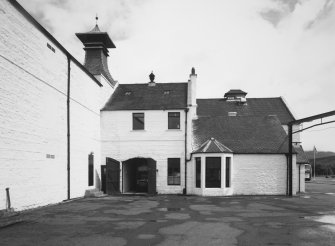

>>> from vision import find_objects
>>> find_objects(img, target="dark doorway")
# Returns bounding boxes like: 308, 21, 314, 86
106, 158, 120, 195
101, 165, 106, 194
123, 158, 156, 195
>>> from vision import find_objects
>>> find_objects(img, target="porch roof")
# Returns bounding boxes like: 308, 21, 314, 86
193, 138, 233, 154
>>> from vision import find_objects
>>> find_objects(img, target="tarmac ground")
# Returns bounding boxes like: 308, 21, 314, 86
1, 178, 335, 246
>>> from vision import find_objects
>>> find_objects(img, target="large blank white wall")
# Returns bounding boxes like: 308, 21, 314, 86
0, 0, 112, 210
233, 154, 289, 195
101, 110, 186, 194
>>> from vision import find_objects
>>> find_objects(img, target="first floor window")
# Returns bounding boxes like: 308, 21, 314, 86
168, 158, 180, 185
88, 153, 94, 186
206, 157, 221, 188
195, 157, 201, 188
133, 113, 144, 130
168, 112, 180, 129
225, 157, 231, 187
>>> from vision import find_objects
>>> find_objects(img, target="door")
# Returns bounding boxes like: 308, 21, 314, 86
147, 159, 157, 195
106, 158, 120, 195
101, 165, 106, 194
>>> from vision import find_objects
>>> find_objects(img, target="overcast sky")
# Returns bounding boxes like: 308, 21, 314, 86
18, 0, 335, 152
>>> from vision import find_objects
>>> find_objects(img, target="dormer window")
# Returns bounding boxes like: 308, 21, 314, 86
125, 91, 132, 96
164, 90, 170, 95
228, 112, 237, 117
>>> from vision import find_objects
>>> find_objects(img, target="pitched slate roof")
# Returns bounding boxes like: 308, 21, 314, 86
102, 83, 188, 111
295, 145, 310, 164
193, 138, 233, 153
196, 97, 295, 124
193, 115, 291, 154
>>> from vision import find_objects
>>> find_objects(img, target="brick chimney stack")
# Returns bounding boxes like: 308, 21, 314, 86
76, 20, 116, 87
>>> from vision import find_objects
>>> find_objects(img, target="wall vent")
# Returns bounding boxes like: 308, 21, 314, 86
47, 43, 55, 53
228, 112, 237, 117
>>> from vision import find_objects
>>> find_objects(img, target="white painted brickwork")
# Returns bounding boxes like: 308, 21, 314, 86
233, 155, 291, 195
0, 0, 112, 210
101, 110, 186, 194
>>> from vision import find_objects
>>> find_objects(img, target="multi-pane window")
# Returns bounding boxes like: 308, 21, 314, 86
195, 157, 201, 188
168, 112, 180, 129
133, 113, 144, 130
225, 157, 231, 188
88, 153, 94, 186
168, 158, 181, 185
205, 157, 221, 188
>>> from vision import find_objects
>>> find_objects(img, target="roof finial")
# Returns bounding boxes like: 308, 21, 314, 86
95, 14, 98, 25
149, 71, 155, 83
191, 67, 195, 75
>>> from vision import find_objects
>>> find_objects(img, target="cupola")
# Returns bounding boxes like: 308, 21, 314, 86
224, 89, 247, 103
76, 16, 116, 86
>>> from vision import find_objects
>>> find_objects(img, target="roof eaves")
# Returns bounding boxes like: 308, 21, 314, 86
280, 96, 296, 122
9, 0, 102, 87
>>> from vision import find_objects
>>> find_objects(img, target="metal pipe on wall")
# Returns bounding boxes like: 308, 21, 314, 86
67, 55, 71, 200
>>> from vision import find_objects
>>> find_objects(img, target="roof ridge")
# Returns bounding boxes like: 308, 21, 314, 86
196, 97, 282, 100
119, 82, 188, 85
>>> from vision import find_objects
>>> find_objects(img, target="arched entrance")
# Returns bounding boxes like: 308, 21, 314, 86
122, 157, 156, 195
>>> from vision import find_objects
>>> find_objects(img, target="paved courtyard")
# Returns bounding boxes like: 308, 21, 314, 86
1, 180, 335, 246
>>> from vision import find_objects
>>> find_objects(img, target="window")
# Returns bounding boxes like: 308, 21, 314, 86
168, 158, 180, 185
168, 112, 180, 129
206, 157, 221, 188
195, 157, 201, 188
225, 157, 231, 187
133, 113, 144, 130
88, 153, 94, 186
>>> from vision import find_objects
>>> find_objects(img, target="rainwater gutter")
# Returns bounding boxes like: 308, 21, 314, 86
67, 55, 71, 200
183, 108, 189, 195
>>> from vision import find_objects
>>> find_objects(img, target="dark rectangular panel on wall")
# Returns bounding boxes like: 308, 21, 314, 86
88, 154, 94, 186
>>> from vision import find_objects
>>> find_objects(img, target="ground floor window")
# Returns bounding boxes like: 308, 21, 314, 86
206, 157, 221, 188
195, 157, 201, 188
225, 157, 231, 187
168, 158, 181, 185
88, 153, 94, 186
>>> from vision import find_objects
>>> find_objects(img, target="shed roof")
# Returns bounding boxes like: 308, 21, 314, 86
193, 115, 292, 154
102, 83, 188, 111
197, 97, 295, 124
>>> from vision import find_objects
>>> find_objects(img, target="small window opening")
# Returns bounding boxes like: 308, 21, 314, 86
226, 157, 231, 188
133, 113, 144, 130
168, 112, 180, 129
168, 158, 181, 185
195, 157, 201, 188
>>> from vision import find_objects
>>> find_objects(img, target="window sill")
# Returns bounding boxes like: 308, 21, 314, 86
131, 130, 146, 132
167, 184, 181, 186
166, 129, 182, 131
